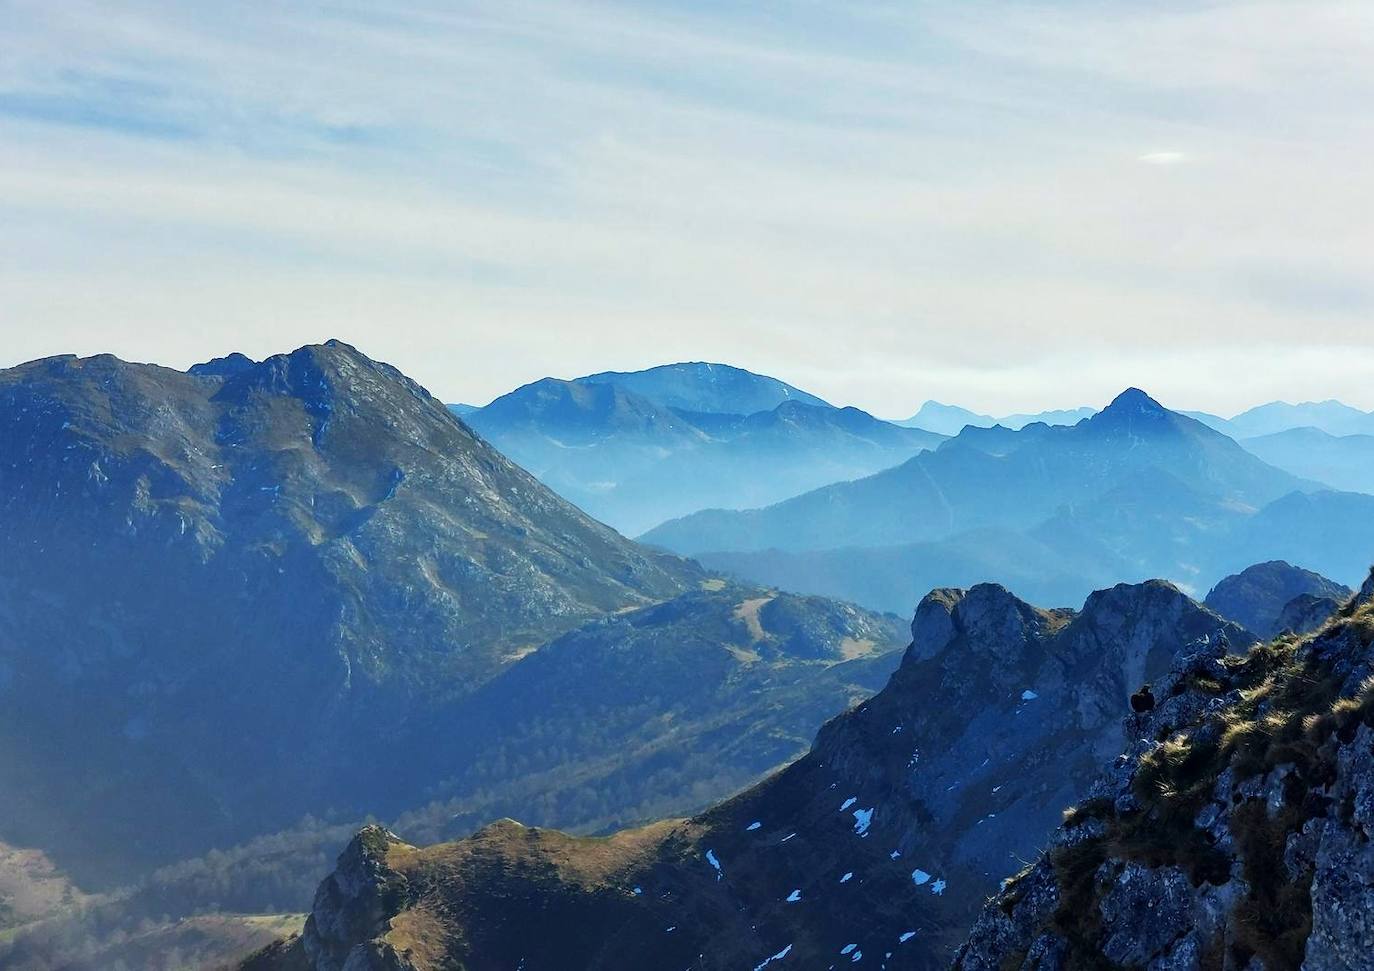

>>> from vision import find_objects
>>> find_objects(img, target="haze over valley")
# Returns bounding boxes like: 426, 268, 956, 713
6, 0, 1374, 967
1, 341, 1372, 970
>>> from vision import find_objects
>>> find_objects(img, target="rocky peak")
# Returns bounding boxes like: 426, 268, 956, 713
1076, 387, 1177, 440
1073, 579, 1227, 656
188, 352, 258, 377
1104, 386, 1168, 417
1205, 560, 1355, 638
955, 571, 1374, 970
906, 583, 1052, 666
300, 826, 413, 971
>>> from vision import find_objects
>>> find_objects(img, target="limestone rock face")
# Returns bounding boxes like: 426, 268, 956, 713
954, 569, 1374, 971
302, 827, 412, 971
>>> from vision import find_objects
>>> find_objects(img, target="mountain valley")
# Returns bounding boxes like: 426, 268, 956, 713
245, 578, 1255, 970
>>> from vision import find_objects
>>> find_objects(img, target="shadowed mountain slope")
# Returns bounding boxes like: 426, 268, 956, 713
245, 580, 1250, 971
1204, 560, 1354, 639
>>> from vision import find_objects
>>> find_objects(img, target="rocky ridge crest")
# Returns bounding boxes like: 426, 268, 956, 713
956, 569, 1374, 970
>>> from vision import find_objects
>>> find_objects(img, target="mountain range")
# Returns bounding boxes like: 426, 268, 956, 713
904, 399, 1374, 493
0, 342, 909, 915
1188, 398, 1374, 438
1237, 426, 1374, 495
7, 342, 1374, 970
903, 396, 1374, 441
455, 366, 1374, 544
461, 364, 944, 535
243, 576, 1256, 970
642, 389, 1374, 614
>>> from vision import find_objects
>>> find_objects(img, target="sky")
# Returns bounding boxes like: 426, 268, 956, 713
2, 0, 1373, 418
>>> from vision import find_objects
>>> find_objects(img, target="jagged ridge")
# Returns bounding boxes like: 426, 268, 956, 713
247, 579, 1250, 970
956, 568, 1374, 970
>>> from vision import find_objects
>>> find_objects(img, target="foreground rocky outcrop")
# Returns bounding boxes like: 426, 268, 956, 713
246, 579, 1249, 970
956, 568, 1374, 970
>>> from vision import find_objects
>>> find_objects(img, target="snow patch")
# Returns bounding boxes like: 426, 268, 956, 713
852, 808, 874, 836
753, 944, 792, 970
785, 889, 802, 902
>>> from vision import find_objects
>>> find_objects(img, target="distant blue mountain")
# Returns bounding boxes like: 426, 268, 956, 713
905, 397, 1374, 440
465, 370, 942, 535
896, 401, 996, 435
642, 389, 1372, 611
579, 361, 829, 415
1238, 427, 1374, 496
646, 388, 1308, 554
447, 402, 479, 416
898, 400, 1094, 435
1000, 406, 1097, 429
1186, 400, 1374, 439
1227, 399, 1374, 438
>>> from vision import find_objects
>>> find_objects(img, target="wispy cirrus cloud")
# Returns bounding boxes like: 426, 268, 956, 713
1, 0, 1372, 415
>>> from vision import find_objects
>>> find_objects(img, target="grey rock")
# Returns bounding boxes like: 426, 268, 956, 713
1098, 863, 1193, 966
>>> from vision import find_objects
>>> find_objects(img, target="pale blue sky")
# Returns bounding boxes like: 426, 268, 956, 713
2, 0, 1373, 415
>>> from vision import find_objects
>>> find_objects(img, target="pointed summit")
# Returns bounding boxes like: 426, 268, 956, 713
1102, 387, 1168, 416
1078, 387, 1180, 439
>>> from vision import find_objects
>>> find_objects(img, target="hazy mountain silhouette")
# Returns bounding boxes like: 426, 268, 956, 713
1239, 426, 1374, 495
897, 400, 1094, 435
641, 390, 1374, 612
466, 371, 942, 534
